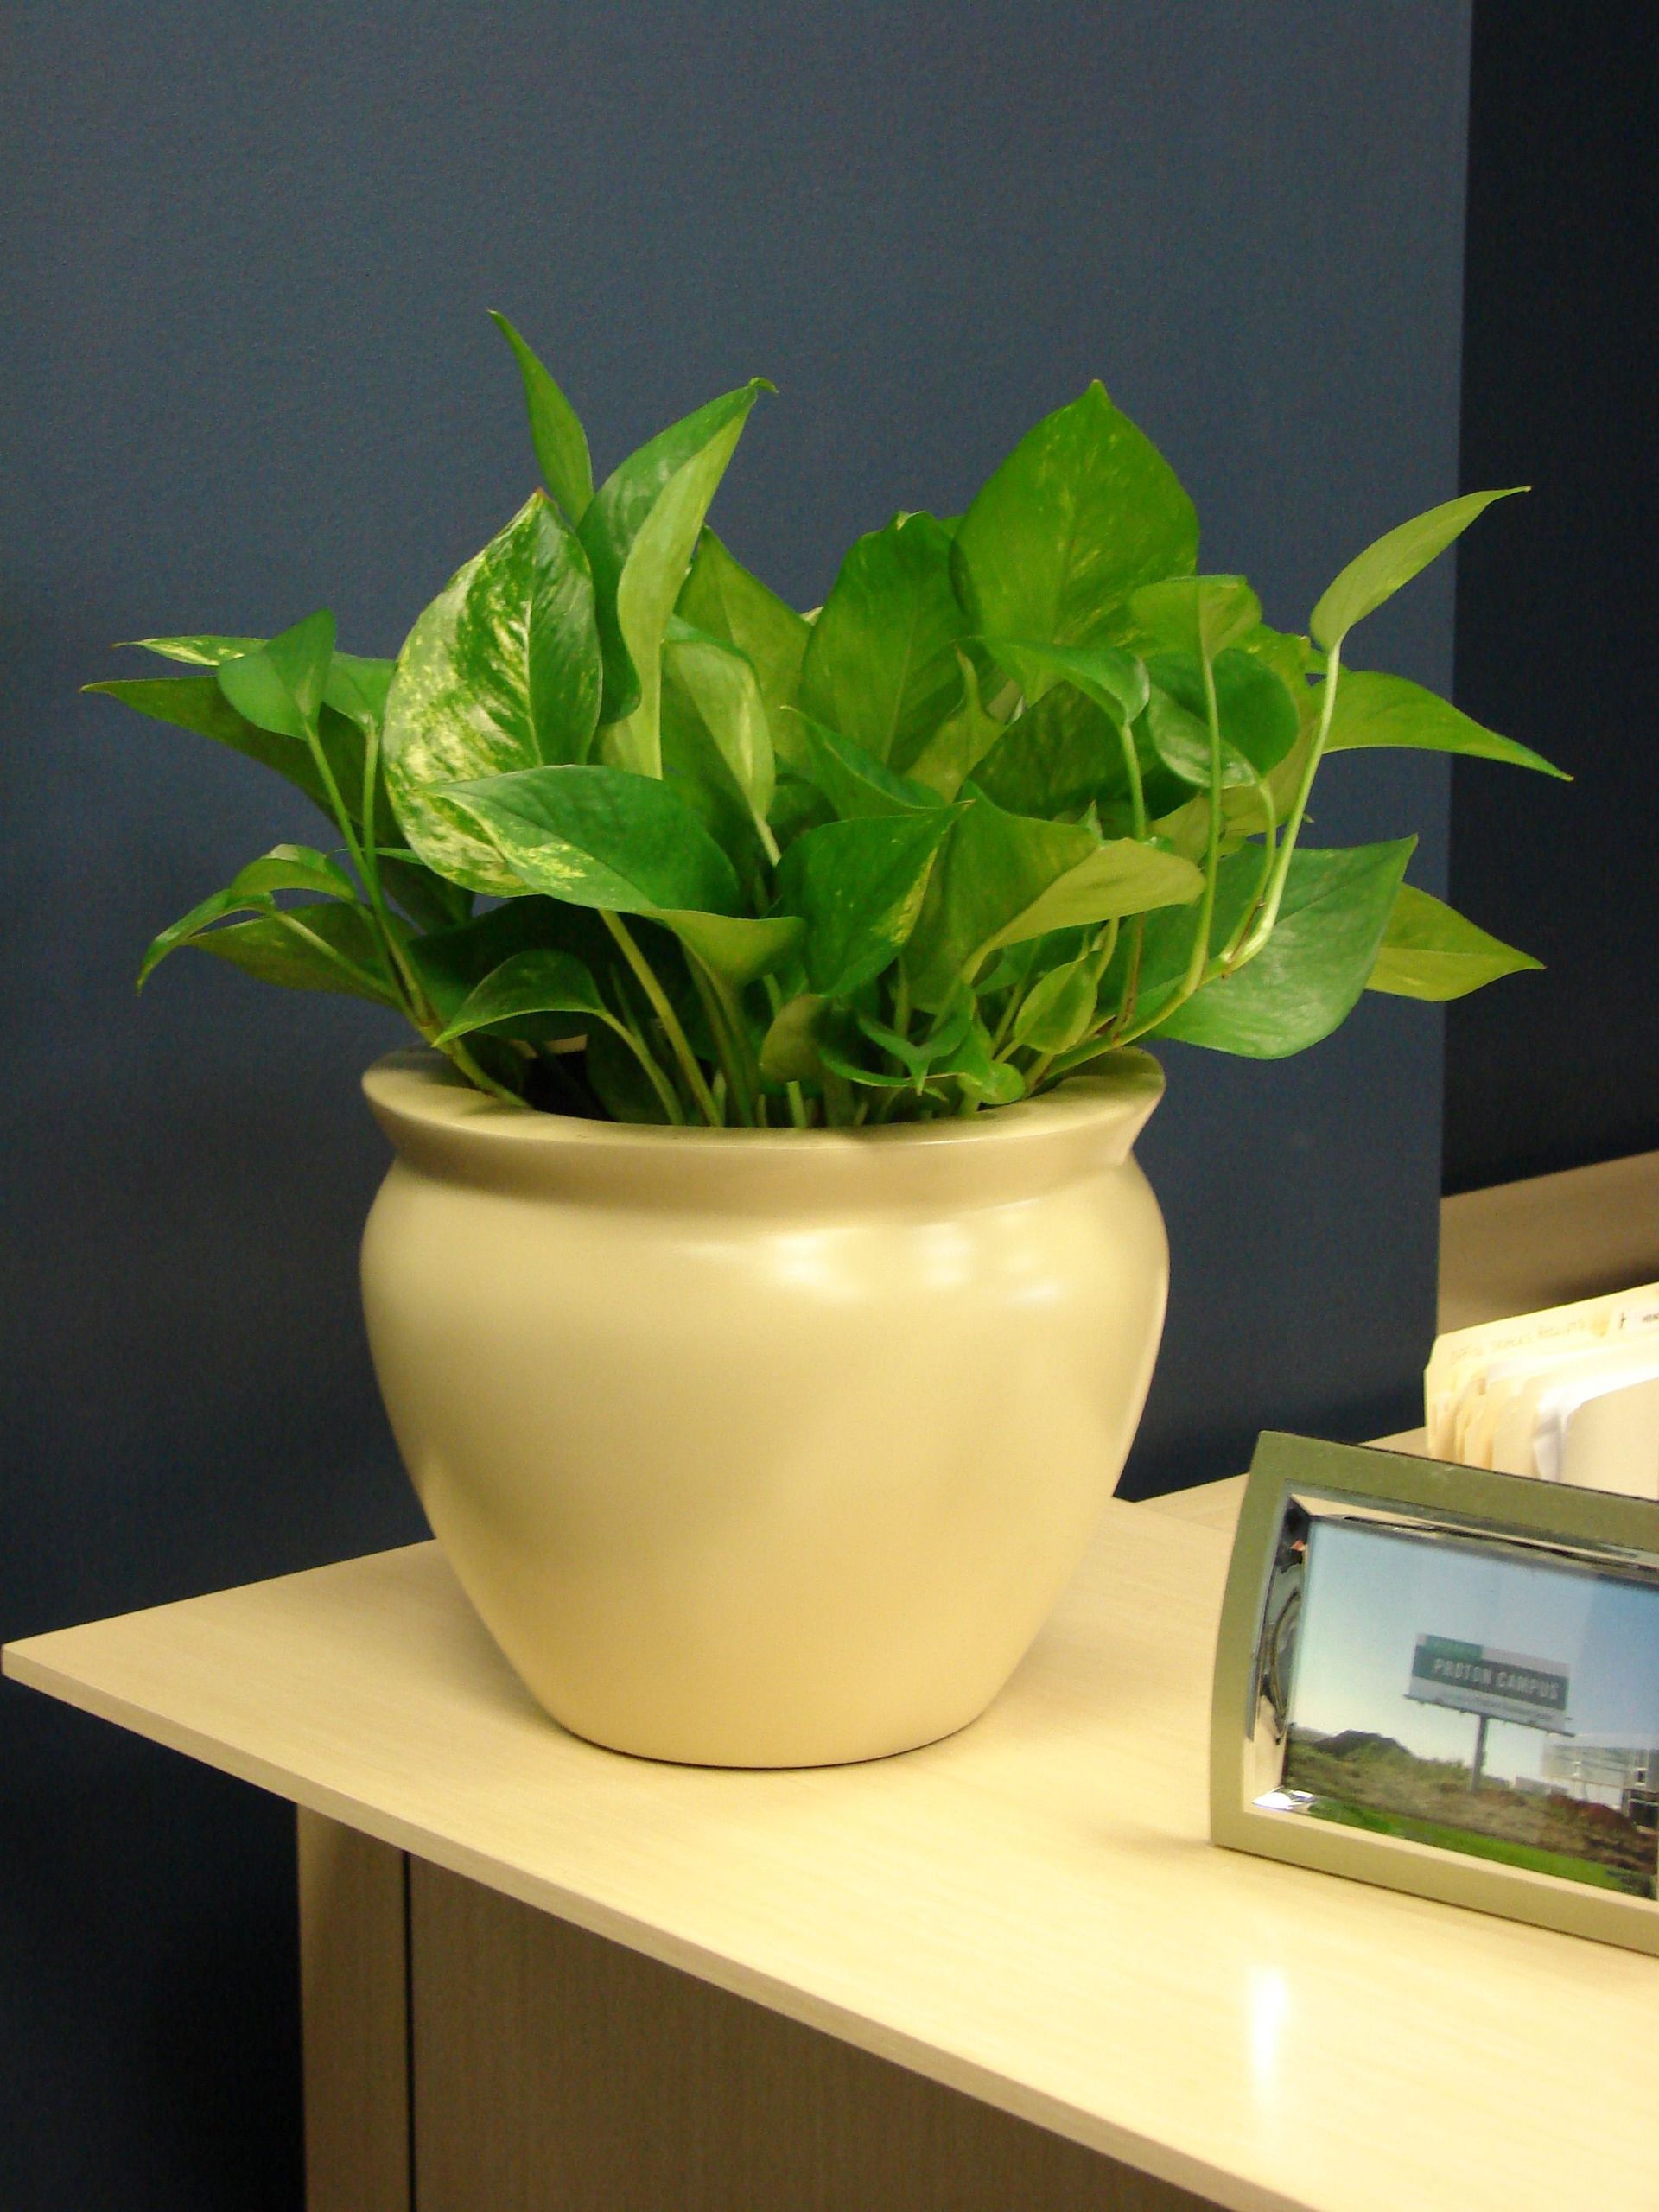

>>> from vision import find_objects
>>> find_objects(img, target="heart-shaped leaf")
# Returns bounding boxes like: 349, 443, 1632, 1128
1012, 957, 1097, 1054
1128, 575, 1261, 658
1311, 489, 1524, 652
382, 493, 602, 892
434, 948, 607, 1044
978, 637, 1149, 723
1141, 650, 1300, 785
759, 992, 828, 1082
489, 311, 594, 523
405, 897, 613, 1022
904, 794, 1201, 1006
217, 611, 336, 740
1154, 840, 1414, 1057
950, 1018, 1026, 1105
1366, 883, 1541, 1001
972, 693, 1126, 820
785, 710, 938, 819
775, 810, 957, 997
952, 383, 1198, 653
800, 512, 969, 769
662, 620, 775, 828
658, 909, 804, 987
904, 652, 1005, 801
677, 528, 811, 745
442, 762, 741, 917
580, 381, 770, 767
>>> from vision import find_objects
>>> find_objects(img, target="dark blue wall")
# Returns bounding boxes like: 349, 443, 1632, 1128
1, 6, 1470, 2203
1446, 0, 1659, 1191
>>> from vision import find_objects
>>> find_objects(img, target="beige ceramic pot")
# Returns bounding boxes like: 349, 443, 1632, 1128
360, 1047, 1169, 1767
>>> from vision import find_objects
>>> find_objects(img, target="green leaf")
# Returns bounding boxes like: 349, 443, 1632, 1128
1141, 650, 1300, 786
972, 692, 1126, 820
775, 810, 957, 997
381, 493, 602, 893
1325, 667, 1567, 778
677, 529, 810, 743
227, 843, 358, 903
759, 992, 828, 1082
657, 909, 804, 987
488, 310, 595, 523
855, 988, 975, 1084
799, 513, 969, 769
1012, 957, 1096, 1054
952, 383, 1198, 654
1366, 883, 1541, 1001
1311, 489, 1525, 652
143, 892, 396, 1005
786, 710, 938, 819
904, 795, 1202, 1007
130, 632, 395, 734
89, 675, 329, 801
977, 637, 1148, 723
662, 620, 775, 828
406, 897, 612, 1022
324, 652, 395, 731
442, 762, 741, 917
217, 610, 336, 739
905, 652, 1004, 801
1128, 575, 1261, 658
1154, 840, 1414, 1057
125, 633, 265, 666
579, 381, 770, 766
993, 838, 1204, 946
816, 1037, 919, 1090
950, 1019, 1025, 1105
91, 670, 397, 845
433, 948, 607, 1044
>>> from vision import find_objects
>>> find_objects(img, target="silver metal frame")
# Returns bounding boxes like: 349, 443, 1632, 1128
1210, 1432, 1659, 1954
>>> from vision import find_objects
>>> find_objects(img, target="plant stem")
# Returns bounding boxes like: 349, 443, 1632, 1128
1180, 646, 1226, 1002
687, 957, 757, 1128
1230, 645, 1343, 968
1112, 714, 1147, 841
761, 975, 811, 1129
601, 912, 722, 1126
1088, 915, 1121, 984
268, 907, 391, 1001
1220, 775, 1280, 970
442, 1039, 525, 1107
1116, 652, 1228, 1050
822, 1066, 856, 1127
602, 1008, 687, 1124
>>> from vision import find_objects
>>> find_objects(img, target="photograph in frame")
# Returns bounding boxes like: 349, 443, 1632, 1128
1269, 1517, 1659, 1899
1211, 1433, 1659, 1953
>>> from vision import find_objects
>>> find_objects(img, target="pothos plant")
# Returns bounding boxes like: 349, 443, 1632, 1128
92, 315, 1558, 1128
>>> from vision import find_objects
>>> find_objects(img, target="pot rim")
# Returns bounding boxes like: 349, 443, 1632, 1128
363, 1047, 1165, 1210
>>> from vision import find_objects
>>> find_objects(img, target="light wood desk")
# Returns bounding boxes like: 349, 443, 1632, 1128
7, 1153, 1658, 2212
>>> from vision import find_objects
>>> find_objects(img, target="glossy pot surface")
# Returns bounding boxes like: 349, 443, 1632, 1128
361, 1049, 1168, 1766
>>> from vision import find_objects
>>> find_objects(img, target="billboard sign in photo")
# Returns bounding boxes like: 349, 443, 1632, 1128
1407, 1637, 1571, 1732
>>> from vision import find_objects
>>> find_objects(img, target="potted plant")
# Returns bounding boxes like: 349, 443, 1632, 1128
92, 317, 1557, 1766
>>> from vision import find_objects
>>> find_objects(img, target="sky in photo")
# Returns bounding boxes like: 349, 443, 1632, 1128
1288, 1521, 1659, 1783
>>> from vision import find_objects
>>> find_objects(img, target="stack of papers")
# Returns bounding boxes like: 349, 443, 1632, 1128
1426, 1284, 1659, 1497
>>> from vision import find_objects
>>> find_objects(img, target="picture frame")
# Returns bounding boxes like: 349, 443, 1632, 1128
1211, 1432, 1659, 1954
